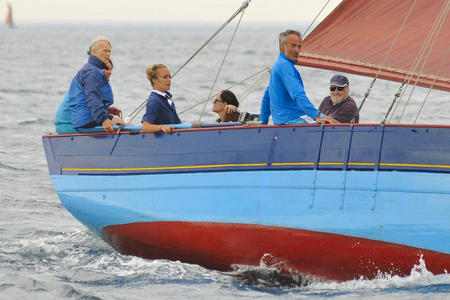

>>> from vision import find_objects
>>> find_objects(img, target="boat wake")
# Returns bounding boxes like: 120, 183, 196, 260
227, 253, 321, 288
226, 267, 311, 288
224, 254, 450, 291
6, 228, 448, 299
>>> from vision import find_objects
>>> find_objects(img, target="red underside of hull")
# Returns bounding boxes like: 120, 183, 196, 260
102, 222, 450, 281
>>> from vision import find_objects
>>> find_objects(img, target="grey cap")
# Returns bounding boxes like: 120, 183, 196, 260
330, 75, 349, 87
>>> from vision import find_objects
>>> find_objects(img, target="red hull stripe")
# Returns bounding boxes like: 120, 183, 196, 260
102, 222, 450, 281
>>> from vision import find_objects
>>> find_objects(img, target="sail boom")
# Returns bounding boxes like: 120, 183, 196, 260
298, 53, 450, 92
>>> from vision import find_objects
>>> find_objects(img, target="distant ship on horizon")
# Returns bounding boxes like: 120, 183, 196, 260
5, 2, 13, 28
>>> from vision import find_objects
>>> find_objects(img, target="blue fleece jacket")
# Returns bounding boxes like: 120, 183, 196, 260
54, 81, 113, 133
142, 91, 181, 125
68, 56, 111, 128
259, 52, 321, 125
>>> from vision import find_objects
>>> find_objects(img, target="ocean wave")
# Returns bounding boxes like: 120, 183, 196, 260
222, 255, 450, 294
0, 162, 26, 171
2, 225, 449, 299
18, 118, 50, 125
0, 88, 55, 96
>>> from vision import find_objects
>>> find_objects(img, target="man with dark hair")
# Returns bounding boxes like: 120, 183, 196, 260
319, 75, 359, 123
259, 30, 337, 125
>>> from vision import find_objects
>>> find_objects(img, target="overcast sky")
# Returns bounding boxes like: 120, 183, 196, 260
4, 0, 342, 23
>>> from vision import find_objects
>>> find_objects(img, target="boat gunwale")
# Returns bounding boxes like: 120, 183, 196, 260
42, 123, 450, 138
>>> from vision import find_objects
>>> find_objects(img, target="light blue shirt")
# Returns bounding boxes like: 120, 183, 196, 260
259, 52, 321, 125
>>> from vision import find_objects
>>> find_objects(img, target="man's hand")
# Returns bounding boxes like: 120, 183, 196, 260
159, 125, 174, 134
316, 114, 339, 124
141, 121, 174, 133
111, 115, 124, 125
102, 119, 115, 131
225, 104, 237, 114
108, 106, 122, 117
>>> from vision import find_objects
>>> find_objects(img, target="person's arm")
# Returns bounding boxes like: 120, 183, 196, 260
225, 104, 238, 114
101, 82, 122, 117
141, 122, 174, 133
108, 106, 122, 116
315, 98, 338, 124
84, 69, 110, 125
101, 81, 114, 108
140, 95, 173, 133
315, 113, 338, 124
259, 86, 271, 124
101, 118, 114, 131
281, 64, 321, 120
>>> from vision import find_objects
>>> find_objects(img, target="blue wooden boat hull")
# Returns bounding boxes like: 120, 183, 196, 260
42, 124, 450, 281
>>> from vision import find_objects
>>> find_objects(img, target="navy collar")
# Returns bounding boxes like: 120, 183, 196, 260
88, 55, 108, 69
152, 90, 172, 99
152, 90, 174, 106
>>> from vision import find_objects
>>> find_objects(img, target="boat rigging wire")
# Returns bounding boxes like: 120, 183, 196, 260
172, 0, 250, 79
198, 1, 248, 121
302, 0, 332, 38
123, 0, 251, 124
389, 0, 449, 123
396, 0, 449, 123
413, 46, 450, 124
351, 0, 417, 123
238, 68, 270, 104
382, 82, 405, 124
178, 67, 269, 115
353, 77, 376, 123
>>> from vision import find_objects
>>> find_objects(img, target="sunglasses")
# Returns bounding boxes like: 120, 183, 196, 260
213, 99, 224, 103
330, 86, 346, 91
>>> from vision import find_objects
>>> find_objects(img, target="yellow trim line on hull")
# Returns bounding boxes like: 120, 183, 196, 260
62, 162, 450, 172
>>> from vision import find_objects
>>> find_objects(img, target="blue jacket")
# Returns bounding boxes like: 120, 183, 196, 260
54, 82, 113, 133
68, 55, 111, 128
142, 91, 181, 125
259, 52, 320, 125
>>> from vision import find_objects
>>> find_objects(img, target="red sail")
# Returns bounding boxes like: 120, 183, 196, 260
298, 0, 450, 91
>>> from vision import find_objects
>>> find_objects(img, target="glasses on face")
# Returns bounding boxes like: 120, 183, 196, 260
213, 99, 224, 104
330, 86, 346, 92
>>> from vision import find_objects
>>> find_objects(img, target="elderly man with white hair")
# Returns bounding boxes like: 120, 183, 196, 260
67, 36, 123, 131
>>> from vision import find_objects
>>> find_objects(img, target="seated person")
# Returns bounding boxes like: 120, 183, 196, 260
212, 89, 240, 122
318, 75, 359, 123
68, 36, 123, 131
259, 29, 337, 125
141, 64, 181, 133
54, 58, 120, 134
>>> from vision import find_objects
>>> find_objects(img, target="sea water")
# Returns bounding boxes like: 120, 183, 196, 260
0, 23, 449, 300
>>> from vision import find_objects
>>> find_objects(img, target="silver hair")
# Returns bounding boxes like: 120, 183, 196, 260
278, 29, 301, 48
87, 35, 111, 55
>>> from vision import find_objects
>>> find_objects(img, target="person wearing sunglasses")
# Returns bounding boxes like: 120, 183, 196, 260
212, 90, 240, 123
318, 75, 359, 123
